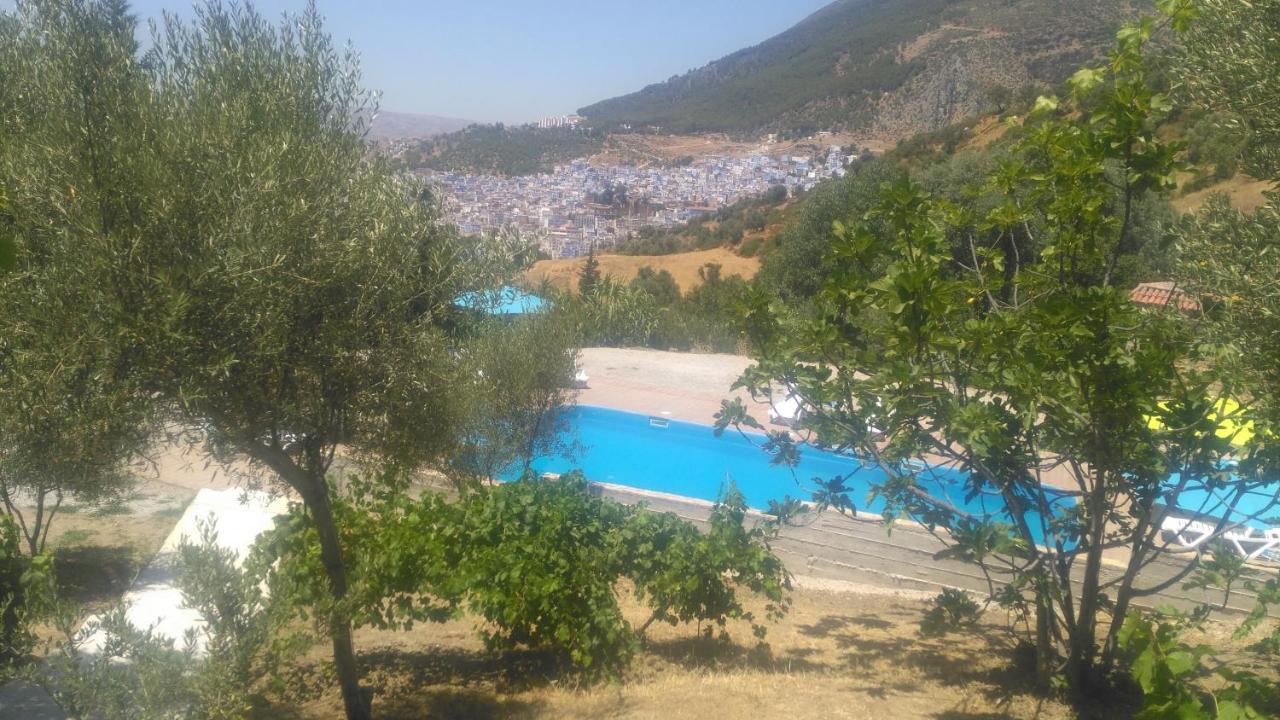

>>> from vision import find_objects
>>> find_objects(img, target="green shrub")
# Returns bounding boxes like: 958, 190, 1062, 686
174, 519, 285, 718
919, 588, 982, 637
262, 472, 791, 679
1116, 610, 1275, 719
45, 607, 203, 720
0, 514, 54, 668
40, 521, 287, 719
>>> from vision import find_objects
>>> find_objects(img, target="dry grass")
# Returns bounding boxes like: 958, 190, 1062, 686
958, 116, 1013, 152
26, 474, 1272, 719
26, 481, 195, 611
1173, 175, 1275, 215
524, 248, 759, 294
262, 587, 1094, 720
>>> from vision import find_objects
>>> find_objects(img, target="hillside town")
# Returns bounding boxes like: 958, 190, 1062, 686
418, 146, 856, 257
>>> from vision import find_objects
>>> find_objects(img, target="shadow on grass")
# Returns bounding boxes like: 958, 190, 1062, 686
643, 632, 827, 674
52, 544, 140, 607
255, 612, 1146, 719
378, 687, 543, 720
798, 613, 894, 636
797, 613, 1074, 714
256, 645, 553, 719
359, 645, 565, 692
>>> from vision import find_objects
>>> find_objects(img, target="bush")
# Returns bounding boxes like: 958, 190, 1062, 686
263, 472, 791, 679
0, 514, 54, 668
40, 521, 284, 719
629, 267, 681, 307
1116, 610, 1277, 719
45, 607, 204, 720
174, 520, 285, 717
919, 588, 983, 636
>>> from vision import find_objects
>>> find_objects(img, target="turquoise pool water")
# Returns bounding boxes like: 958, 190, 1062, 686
1165, 471, 1280, 530
514, 405, 1076, 546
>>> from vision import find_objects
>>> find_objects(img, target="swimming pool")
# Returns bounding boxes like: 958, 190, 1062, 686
1165, 470, 1280, 531
511, 405, 1075, 545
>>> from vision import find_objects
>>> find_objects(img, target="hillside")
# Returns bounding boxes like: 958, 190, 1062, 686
1172, 174, 1275, 215
398, 124, 606, 175
367, 110, 471, 141
579, 0, 1129, 141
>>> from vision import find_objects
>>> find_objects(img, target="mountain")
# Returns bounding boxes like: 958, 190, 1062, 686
367, 110, 472, 141
579, 0, 1130, 140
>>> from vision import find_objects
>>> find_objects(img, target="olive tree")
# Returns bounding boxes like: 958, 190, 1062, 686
1168, 7, 1280, 707
0, 184, 13, 271
1171, 0, 1280, 179
1, 2, 563, 718
1172, 0, 1280, 443
0, 0, 155, 555
720, 14, 1273, 699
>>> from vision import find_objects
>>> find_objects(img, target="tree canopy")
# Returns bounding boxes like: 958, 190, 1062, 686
720, 9, 1277, 704
0, 1, 570, 716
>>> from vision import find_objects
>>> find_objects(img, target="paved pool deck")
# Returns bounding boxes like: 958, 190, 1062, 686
575, 347, 774, 427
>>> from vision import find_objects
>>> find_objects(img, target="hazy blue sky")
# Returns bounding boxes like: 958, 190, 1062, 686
101, 1, 833, 123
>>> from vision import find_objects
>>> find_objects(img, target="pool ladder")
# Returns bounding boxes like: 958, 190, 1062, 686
648, 416, 670, 429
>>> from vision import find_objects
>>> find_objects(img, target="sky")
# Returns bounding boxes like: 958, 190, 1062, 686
100, 0, 834, 123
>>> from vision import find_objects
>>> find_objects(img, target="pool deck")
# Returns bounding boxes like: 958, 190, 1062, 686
593, 480, 1264, 617
575, 347, 774, 427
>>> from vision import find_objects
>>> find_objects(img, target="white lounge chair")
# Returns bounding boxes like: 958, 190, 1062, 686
770, 395, 802, 427
573, 368, 590, 388
1161, 515, 1280, 561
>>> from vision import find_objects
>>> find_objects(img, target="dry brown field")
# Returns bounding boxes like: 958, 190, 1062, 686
524, 248, 759, 294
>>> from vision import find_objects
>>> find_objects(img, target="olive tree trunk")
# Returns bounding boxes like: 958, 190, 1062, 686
301, 479, 372, 720
253, 446, 371, 720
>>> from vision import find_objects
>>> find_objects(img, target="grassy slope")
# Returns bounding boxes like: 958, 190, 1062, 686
579, 0, 1125, 136
1173, 174, 1275, 215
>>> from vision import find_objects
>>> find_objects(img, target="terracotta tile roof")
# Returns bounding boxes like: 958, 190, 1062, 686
1128, 281, 1202, 314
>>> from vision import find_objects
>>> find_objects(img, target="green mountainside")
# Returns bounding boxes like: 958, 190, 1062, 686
394, 124, 605, 176
579, 0, 1130, 138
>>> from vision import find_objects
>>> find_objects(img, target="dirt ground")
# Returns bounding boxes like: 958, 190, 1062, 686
21, 479, 196, 613
270, 588, 1088, 720
23, 463, 1274, 720
524, 247, 759, 294
1172, 175, 1274, 214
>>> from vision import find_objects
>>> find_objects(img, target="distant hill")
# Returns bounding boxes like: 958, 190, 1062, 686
579, 0, 1130, 140
397, 124, 606, 176
367, 110, 472, 141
